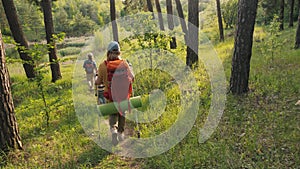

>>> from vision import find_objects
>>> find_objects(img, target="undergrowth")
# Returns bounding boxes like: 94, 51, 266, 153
0, 24, 299, 168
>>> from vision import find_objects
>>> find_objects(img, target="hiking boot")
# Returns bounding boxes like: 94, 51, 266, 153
117, 132, 124, 142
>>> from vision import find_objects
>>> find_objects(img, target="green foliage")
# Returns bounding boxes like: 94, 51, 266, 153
199, 1, 211, 12
257, 0, 281, 25
140, 24, 300, 169
200, 0, 225, 42
1, 1, 300, 168
0, 0, 115, 40
5, 32, 65, 127
121, 14, 173, 52
15, 0, 45, 41
57, 39, 86, 50
69, 13, 97, 37
4, 47, 18, 60
121, 0, 147, 16
258, 15, 286, 60
2, 27, 300, 168
53, 7, 71, 34
78, 1, 101, 25
0, 1, 10, 36
58, 47, 81, 57
29, 43, 57, 127
221, 0, 238, 29
52, 0, 112, 36
253, 27, 267, 43
201, 23, 222, 43
92, 30, 105, 52
256, 0, 295, 25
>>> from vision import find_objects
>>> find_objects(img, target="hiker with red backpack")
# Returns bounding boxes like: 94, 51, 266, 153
95, 41, 134, 146
83, 53, 97, 91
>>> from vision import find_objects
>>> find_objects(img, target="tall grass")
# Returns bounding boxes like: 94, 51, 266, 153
1, 24, 299, 168
139, 25, 300, 168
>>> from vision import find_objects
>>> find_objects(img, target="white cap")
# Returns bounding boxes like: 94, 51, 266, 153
107, 41, 120, 52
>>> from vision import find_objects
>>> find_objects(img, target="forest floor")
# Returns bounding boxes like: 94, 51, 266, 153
1, 25, 299, 168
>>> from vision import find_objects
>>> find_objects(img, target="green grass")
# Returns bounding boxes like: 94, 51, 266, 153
58, 47, 82, 57
1, 25, 299, 168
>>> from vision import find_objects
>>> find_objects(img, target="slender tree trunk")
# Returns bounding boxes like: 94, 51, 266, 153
155, 0, 165, 31
41, 0, 62, 83
146, 0, 155, 19
1, 0, 35, 79
280, 0, 285, 30
295, 0, 300, 48
110, 0, 119, 42
186, 0, 199, 68
229, 0, 258, 94
216, 0, 225, 42
289, 0, 295, 27
175, 0, 188, 44
166, 0, 177, 49
0, 30, 22, 152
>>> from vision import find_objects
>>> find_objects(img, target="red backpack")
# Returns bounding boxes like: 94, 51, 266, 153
104, 59, 133, 115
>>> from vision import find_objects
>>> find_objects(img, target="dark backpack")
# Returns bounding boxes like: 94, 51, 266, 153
104, 59, 133, 115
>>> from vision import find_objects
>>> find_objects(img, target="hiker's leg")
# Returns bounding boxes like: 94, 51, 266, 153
117, 114, 125, 133
90, 74, 95, 89
117, 114, 125, 141
109, 114, 118, 132
109, 114, 118, 145
86, 73, 93, 89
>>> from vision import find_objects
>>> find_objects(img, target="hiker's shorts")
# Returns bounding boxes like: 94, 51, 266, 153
86, 73, 95, 82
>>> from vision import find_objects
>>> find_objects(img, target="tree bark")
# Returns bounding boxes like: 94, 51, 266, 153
146, 0, 155, 19
289, 0, 295, 27
175, 0, 188, 44
216, 0, 225, 42
295, 0, 300, 48
229, 0, 258, 94
0, 30, 22, 152
280, 0, 285, 30
155, 0, 165, 31
166, 0, 177, 49
41, 0, 62, 83
186, 0, 199, 68
110, 0, 119, 42
1, 0, 35, 79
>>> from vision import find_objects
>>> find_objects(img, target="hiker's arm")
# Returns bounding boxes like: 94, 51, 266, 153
95, 63, 105, 85
93, 62, 97, 71
125, 61, 134, 81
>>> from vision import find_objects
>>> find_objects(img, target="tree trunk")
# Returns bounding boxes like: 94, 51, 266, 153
0, 30, 22, 152
166, 0, 177, 49
155, 0, 165, 31
280, 0, 285, 30
229, 0, 258, 94
146, 0, 155, 19
186, 0, 199, 68
295, 0, 300, 48
216, 0, 225, 42
41, 0, 62, 83
110, 0, 119, 42
289, 0, 295, 27
1, 0, 35, 79
175, 0, 188, 44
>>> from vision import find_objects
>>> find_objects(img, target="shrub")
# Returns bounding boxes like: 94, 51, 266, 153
59, 47, 81, 57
